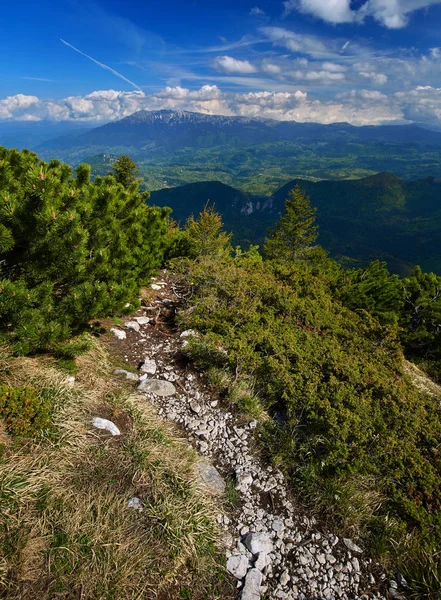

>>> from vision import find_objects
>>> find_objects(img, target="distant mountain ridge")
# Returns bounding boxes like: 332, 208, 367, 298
150, 172, 441, 275
39, 109, 441, 153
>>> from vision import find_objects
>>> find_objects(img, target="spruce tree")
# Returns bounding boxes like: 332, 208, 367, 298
264, 185, 318, 262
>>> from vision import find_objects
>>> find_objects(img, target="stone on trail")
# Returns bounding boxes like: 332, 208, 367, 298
92, 417, 120, 436
196, 460, 226, 495
343, 538, 363, 553
243, 532, 274, 555
125, 321, 140, 333
110, 328, 126, 340
133, 316, 150, 325
241, 568, 262, 600
140, 359, 157, 375
114, 368, 138, 381
151, 283, 162, 290
227, 554, 249, 580
137, 379, 176, 397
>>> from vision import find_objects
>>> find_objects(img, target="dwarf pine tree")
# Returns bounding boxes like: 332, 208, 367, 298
0, 147, 169, 354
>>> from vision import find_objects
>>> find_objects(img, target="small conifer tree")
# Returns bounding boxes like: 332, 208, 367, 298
183, 204, 232, 259
111, 154, 140, 188
264, 185, 318, 262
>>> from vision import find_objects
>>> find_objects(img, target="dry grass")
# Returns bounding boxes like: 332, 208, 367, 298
404, 360, 441, 401
0, 340, 235, 600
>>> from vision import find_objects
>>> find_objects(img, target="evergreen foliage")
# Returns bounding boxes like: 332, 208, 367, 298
111, 154, 140, 188
180, 203, 232, 259
0, 147, 170, 354
172, 205, 441, 597
264, 185, 318, 262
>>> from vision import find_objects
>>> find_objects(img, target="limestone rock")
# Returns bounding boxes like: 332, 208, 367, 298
196, 460, 226, 495
241, 568, 262, 600
243, 532, 274, 555
133, 316, 150, 325
110, 328, 126, 340
137, 379, 176, 397
226, 554, 249, 579
140, 359, 157, 375
180, 329, 198, 338
127, 497, 143, 511
125, 321, 140, 333
114, 369, 138, 381
92, 417, 120, 436
343, 538, 363, 553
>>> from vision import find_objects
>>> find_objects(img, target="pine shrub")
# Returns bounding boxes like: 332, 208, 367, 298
0, 148, 170, 354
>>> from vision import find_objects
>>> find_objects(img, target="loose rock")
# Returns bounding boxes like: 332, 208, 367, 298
92, 417, 120, 436
137, 379, 176, 397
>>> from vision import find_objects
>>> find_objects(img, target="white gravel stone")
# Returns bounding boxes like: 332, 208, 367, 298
92, 417, 120, 436
343, 538, 363, 553
110, 328, 126, 340
241, 568, 262, 600
226, 554, 249, 579
243, 532, 274, 555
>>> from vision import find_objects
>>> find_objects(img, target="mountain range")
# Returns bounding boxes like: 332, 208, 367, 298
149, 173, 441, 275
39, 109, 441, 151
31, 110, 441, 193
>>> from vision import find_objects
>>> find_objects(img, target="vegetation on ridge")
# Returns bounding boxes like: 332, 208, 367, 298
170, 198, 441, 598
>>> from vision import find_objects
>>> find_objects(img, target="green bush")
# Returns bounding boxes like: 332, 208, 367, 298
176, 251, 441, 595
0, 148, 170, 354
0, 385, 52, 437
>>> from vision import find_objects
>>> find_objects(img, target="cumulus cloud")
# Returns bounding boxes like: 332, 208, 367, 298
396, 85, 441, 123
284, 0, 355, 23
0, 85, 410, 126
212, 55, 257, 74
284, 0, 441, 28
250, 6, 266, 16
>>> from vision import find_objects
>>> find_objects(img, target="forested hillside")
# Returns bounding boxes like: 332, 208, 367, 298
151, 173, 441, 275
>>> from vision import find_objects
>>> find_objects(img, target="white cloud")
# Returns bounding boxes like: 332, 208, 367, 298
396, 85, 441, 123
261, 26, 332, 58
0, 94, 39, 119
284, 0, 441, 28
261, 60, 282, 74
359, 71, 388, 85
0, 85, 409, 127
212, 55, 257, 74
250, 6, 265, 16
284, 0, 355, 23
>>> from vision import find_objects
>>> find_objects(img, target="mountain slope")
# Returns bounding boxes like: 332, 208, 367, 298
151, 173, 441, 275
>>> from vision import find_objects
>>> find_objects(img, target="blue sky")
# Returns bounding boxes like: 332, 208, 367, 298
1, 0, 441, 126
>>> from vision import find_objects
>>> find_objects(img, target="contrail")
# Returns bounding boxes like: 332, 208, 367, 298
60, 38, 142, 91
